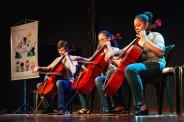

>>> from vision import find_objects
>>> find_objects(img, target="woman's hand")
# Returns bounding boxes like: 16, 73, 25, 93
105, 41, 111, 48
137, 30, 147, 41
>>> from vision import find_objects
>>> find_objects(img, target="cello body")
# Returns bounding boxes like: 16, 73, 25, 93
102, 44, 143, 96
72, 49, 107, 94
38, 60, 66, 98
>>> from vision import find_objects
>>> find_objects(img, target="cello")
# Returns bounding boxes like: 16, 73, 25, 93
72, 33, 122, 94
103, 19, 162, 96
37, 46, 76, 98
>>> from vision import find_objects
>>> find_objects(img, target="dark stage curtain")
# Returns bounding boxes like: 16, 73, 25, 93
87, 0, 97, 56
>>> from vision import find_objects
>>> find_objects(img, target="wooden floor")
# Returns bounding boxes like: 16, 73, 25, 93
0, 111, 184, 122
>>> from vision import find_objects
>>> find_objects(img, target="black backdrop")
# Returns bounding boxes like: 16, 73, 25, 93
0, 0, 183, 112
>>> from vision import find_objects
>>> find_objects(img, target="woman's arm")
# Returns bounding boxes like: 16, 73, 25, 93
138, 30, 164, 57
70, 56, 89, 62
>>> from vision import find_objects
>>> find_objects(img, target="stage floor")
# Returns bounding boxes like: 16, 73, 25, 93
0, 112, 184, 122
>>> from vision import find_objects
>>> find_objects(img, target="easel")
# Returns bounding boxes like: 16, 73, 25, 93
13, 79, 34, 114
12, 19, 38, 114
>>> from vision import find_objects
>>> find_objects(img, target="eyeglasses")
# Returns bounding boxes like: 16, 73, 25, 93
99, 37, 108, 42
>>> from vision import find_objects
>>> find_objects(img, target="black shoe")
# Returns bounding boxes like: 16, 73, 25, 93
134, 108, 149, 116
41, 107, 54, 114
111, 106, 128, 114
101, 107, 110, 114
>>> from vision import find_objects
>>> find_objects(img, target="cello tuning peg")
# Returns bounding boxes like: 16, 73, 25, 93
115, 33, 122, 39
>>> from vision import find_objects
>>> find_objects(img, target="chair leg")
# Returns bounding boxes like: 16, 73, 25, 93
159, 80, 164, 115
154, 83, 161, 115
165, 79, 174, 113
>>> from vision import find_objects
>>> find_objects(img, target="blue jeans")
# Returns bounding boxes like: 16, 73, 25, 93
95, 68, 125, 110
77, 69, 113, 111
124, 62, 165, 106
95, 75, 109, 109
37, 79, 71, 109
78, 93, 89, 109
78, 67, 126, 111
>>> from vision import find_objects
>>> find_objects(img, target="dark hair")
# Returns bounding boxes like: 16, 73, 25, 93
98, 30, 118, 47
135, 11, 153, 26
57, 40, 68, 49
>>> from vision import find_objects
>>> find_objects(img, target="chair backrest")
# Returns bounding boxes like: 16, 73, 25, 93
164, 45, 175, 67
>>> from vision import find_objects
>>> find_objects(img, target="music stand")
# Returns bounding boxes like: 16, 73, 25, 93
13, 79, 35, 114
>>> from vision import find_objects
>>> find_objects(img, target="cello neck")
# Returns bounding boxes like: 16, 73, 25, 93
89, 33, 122, 61
89, 44, 106, 61
117, 37, 139, 58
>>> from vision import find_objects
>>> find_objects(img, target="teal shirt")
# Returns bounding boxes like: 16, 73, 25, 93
139, 32, 166, 67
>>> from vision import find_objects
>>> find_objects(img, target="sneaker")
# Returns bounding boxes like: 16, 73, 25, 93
101, 107, 110, 114
59, 109, 64, 113
58, 109, 71, 114
64, 111, 71, 114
